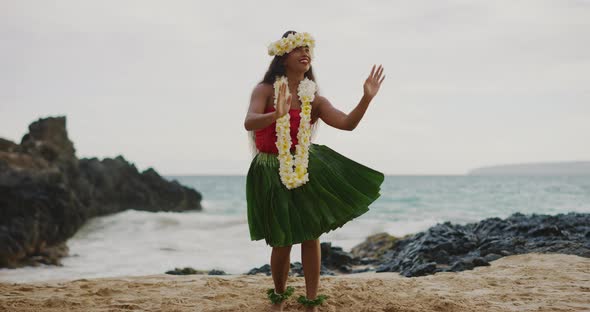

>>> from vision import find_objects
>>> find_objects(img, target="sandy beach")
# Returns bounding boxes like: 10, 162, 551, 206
1, 252, 588, 312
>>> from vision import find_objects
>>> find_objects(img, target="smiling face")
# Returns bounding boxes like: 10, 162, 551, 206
283, 45, 312, 74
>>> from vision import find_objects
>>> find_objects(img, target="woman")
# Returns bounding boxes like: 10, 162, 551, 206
244, 30, 385, 312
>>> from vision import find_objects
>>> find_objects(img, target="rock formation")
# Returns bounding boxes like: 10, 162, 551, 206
0, 116, 202, 268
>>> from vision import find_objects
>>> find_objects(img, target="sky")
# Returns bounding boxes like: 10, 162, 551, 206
1, 0, 589, 175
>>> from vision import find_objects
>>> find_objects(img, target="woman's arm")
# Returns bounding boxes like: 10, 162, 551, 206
316, 94, 373, 131
317, 64, 385, 131
243, 84, 277, 131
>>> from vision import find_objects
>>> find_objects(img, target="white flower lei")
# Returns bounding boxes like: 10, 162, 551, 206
268, 32, 315, 57
273, 76, 316, 190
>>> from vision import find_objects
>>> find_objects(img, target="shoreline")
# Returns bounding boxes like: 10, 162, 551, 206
1, 252, 589, 312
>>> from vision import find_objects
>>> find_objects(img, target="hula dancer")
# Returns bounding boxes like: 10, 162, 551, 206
244, 30, 386, 311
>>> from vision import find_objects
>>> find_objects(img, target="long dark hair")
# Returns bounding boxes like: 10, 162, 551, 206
247, 30, 321, 159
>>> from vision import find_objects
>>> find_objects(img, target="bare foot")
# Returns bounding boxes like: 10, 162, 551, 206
305, 306, 317, 312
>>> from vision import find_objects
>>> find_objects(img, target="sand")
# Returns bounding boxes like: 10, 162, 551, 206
1, 252, 589, 312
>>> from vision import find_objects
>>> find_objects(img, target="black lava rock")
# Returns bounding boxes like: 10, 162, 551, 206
1, 116, 203, 268
367, 212, 590, 277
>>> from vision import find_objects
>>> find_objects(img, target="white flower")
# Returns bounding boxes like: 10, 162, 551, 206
297, 78, 316, 103
267, 32, 316, 57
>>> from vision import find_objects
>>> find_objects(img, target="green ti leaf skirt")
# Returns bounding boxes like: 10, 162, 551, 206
246, 143, 385, 247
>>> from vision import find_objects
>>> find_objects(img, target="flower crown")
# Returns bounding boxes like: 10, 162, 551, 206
267, 32, 315, 57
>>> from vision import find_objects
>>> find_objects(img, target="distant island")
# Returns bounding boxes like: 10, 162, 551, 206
467, 161, 590, 176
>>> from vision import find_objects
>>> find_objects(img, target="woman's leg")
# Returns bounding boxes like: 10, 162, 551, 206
271, 245, 293, 293
301, 238, 320, 300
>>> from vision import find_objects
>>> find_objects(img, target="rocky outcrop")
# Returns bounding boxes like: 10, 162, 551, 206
165, 267, 228, 275
370, 212, 590, 277
244, 212, 590, 278
0, 116, 202, 268
77, 156, 201, 215
244, 242, 380, 276
245, 261, 336, 277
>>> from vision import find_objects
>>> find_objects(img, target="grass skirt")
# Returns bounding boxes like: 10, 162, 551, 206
246, 143, 384, 247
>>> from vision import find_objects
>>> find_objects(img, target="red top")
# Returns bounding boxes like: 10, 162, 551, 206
255, 106, 316, 154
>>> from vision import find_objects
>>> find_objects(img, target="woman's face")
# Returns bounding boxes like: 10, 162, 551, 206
283, 45, 312, 74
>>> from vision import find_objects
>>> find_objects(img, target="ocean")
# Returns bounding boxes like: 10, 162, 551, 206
1, 175, 589, 283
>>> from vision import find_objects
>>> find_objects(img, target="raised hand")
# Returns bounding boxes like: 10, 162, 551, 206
363, 64, 385, 99
274, 82, 292, 119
